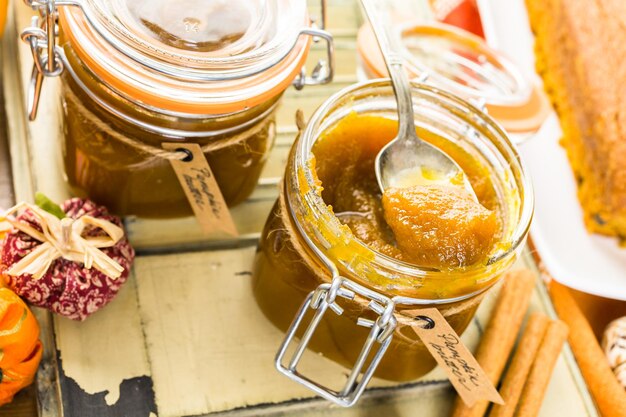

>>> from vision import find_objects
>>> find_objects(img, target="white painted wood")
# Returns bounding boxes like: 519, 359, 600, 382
54, 275, 152, 406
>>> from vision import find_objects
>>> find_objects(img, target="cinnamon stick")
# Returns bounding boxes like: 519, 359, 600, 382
488, 313, 550, 417
450, 269, 536, 417
515, 320, 568, 417
549, 281, 626, 417
515, 320, 568, 416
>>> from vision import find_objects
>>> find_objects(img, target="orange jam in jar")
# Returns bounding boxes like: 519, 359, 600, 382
253, 81, 532, 385
311, 112, 501, 269
25, 0, 333, 217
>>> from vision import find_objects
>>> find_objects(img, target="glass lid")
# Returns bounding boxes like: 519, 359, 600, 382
356, 20, 551, 134
58, 0, 317, 114
76, 0, 308, 81
399, 24, 531, 106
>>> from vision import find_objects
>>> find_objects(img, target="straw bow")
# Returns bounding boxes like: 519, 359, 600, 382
1, 202, 125, 279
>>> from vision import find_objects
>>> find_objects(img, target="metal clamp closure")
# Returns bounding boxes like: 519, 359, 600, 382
275, 276, 397, 407
293, 0, 334, 90
21, 0, 72, 120
292, 27, 335, 90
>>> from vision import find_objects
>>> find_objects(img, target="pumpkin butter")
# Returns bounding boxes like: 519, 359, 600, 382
382, 185, 498, 268
312, 112, 502, 270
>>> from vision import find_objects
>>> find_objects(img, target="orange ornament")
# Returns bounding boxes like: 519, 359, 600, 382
0, 288, 42, 406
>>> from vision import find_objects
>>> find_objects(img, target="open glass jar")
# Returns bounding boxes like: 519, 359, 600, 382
21, 0, 333, 217
357, 21, 550, 140
252, 80, 533, 406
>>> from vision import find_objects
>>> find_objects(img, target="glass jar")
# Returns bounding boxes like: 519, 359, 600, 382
22, 0, 333, 217
252, 80, 533, 405
357, 21, 550, 140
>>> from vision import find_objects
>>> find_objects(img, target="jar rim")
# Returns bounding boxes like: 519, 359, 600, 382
289, 80, 534, 300
59, 1, 312, 114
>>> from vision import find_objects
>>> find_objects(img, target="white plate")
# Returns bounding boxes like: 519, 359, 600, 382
522, 117, 626, 300
482, 0, 626, 300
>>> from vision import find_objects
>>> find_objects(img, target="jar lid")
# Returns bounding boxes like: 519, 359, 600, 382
357, 21, 550, 133
59, 0, 314, 114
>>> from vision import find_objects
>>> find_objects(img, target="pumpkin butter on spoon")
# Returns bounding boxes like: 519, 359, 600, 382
382, 184, 498, 269
313, 113, 501, 271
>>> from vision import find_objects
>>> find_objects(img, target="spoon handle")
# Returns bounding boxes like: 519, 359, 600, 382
361, 0, 417, 142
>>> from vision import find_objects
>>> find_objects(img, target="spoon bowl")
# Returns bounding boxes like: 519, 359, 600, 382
374, 124, 472, 192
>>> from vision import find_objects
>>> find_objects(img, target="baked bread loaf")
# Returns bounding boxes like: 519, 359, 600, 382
526, 0, 626, 240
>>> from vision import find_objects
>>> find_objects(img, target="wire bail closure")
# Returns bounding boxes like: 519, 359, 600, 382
275, 274, 398, 407
274, 248, 479, 406
21, 0, 71, 121
292, 0, 334, 90
273, 205, 402, 408
292, 27, 334, 90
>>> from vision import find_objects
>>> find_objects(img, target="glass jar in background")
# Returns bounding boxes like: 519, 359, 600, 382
22, 0, 333, 217
357, 20, 550, 141
252, 80, 533, 405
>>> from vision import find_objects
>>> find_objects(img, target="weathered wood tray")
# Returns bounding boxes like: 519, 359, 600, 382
2, 0, 598, 416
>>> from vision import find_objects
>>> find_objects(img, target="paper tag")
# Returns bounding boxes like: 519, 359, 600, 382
408, 308, 503, 407
163, 143, 238, 237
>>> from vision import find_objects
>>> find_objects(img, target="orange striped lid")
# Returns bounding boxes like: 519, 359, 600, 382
59, 0, 312, 115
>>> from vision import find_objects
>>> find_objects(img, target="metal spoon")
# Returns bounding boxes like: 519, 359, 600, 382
361, 0, 477, 199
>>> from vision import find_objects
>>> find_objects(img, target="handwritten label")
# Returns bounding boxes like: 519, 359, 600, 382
408, 308, 503, 407
163, 143, 238, 237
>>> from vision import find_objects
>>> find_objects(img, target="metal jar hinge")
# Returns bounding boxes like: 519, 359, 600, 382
293, 0, 334, 90
20, 0, 77, 121
275, 274, 398, 407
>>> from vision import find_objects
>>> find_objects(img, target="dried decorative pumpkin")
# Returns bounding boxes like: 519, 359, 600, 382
0, 287, 42, 406
1, 195, 135, 320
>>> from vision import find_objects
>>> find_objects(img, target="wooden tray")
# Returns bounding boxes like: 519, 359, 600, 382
2, 1, 597, 416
